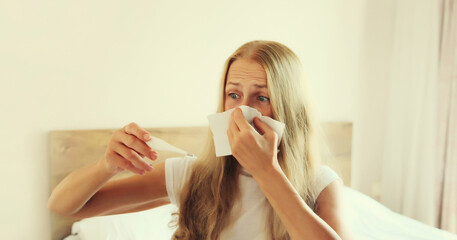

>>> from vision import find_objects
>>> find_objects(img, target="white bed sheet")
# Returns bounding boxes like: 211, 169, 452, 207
344, 186, 457, 240
64, 187, 457, 240
65, 203, 176, 240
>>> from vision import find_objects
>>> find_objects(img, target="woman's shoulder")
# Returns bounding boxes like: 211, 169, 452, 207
164, 155, 198, 181
312, 165, 342, 197
165, 155, 198, 167
164, 155, 198, 205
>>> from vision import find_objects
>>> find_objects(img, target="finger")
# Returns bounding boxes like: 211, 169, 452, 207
115, 142, 154, 172
228, 112, 240, 133
232, 108, 252, 131
123, 122, 152, 142
254, 118, 278, 147
227, 119, 235, 144
253, 117, 272, 135
109, 151, 147, 175
116, 130, 158, 160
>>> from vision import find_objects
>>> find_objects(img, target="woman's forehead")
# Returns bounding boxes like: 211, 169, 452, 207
226, 59, 267, 85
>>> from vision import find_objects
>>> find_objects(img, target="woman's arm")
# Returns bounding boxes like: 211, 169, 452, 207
227, 109, 352, 240
47, 159, 117, 216
314, 180, 354, 240
254, 167, 343, 240
48, 161, 168, 218
73, 162, 168, 218
47, 122, 168, 218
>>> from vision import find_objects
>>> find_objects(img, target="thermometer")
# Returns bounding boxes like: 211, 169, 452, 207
146, 136, 195, 157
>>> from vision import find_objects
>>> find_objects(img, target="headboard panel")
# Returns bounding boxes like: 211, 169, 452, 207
49, 123, 351, 240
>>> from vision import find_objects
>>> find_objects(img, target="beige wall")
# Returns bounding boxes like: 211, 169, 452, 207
0, 0, 370, 238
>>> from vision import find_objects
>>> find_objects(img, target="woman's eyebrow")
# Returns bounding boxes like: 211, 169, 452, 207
227, 82, 239, 87
254, 84, 267, 89
227, 82, 267, 89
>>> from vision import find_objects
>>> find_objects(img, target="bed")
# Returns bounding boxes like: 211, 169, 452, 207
48, 123, 457, 240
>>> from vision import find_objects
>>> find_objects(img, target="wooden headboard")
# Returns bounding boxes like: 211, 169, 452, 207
48, 123, 352, 240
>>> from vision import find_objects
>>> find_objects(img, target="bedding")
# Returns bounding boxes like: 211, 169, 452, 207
343, 187, 457, 240
63, 186, 457, 240
65, 204, 176, 240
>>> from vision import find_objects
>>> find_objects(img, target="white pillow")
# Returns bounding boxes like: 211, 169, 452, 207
71, 204, 177, 240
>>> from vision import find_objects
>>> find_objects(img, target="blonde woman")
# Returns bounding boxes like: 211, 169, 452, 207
48, 40, 353, 240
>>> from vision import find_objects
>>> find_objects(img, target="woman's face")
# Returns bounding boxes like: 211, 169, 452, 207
224, 58, 273, 118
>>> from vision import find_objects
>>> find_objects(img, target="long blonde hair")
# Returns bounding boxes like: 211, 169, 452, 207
171, 40, 323, 240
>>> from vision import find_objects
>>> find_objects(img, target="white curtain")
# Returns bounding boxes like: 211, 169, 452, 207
380, 0, 440, 226
437, 0, 457, 233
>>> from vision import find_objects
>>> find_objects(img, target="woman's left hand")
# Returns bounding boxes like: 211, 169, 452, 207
227, 108, 282, 178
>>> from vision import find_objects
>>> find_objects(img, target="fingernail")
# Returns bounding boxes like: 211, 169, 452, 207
144, 134, 151, 141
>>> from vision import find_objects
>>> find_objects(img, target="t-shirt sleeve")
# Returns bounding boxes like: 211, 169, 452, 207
165, 155, 197, 206
312, 165, 343, 198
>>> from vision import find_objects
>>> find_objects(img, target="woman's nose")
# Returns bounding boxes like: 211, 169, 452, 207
240, 97, 252, 108
238, 98, 262, 112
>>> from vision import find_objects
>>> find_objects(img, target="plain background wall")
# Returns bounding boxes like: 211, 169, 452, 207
0, 0, 401, 238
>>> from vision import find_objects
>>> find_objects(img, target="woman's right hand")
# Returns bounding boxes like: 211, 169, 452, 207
100, 122, 158, 175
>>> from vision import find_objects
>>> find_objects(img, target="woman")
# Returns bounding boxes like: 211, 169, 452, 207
48, 40, 353, 240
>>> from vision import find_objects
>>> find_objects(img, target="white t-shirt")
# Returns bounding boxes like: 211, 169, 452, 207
165, 155, 342, 240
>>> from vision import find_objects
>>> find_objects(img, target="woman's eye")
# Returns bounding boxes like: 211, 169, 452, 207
258, 96, 270, 102
228, 93, 240, 99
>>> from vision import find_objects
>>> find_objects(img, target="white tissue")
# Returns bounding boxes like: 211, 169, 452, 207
146, 136, 188, 155
207, 105, 285, 157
